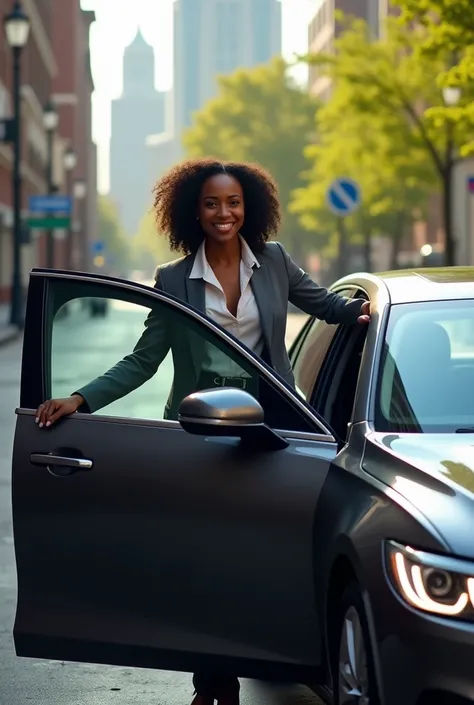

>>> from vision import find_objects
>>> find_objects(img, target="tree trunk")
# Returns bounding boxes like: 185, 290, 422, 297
389, 212, 405, 270
363, 229, 372, 272
442, 165, 455, 266
337, 217, 348, 279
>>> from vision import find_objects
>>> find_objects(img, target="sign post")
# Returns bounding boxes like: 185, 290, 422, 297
326, 178, 361, 278
467, 177, 474, 264
91, 240, 106, 268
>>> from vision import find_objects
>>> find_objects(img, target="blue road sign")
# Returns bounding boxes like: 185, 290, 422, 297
29, 194, 72, 213
326, 178, 361, 216
91, 240, 105, 254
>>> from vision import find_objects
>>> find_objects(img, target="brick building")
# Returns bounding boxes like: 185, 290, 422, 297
308, 0, 391, 100
0, 0, 57, 301
51, 0, 97, 271
0, 0, 96, 305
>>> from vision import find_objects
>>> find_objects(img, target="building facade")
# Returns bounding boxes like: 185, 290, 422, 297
308, 0, 383, 99
51, 0, 97, 271
173, 0, 282, 133
110, 29, 165, 237
0, 0, 57, 302
0, 0, 97, 306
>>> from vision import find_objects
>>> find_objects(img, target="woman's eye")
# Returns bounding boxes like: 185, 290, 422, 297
230, 200, 240, 207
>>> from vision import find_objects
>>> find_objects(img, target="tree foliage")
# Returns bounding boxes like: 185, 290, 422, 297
130, 211, 173, 276
183, 57, 318, 259
393, 0, 474, 155
296, 15, 472, 267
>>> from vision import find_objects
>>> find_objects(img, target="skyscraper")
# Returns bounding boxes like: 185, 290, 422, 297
173, 0, 282, 133
110, 30, 165, 236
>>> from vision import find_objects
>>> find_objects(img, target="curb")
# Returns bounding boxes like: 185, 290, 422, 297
0, 325, 22, 348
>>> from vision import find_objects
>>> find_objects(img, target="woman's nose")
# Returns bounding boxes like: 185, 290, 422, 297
217, 204, 230, 218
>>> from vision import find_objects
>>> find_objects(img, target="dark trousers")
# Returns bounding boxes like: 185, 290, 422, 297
193, 672, 240, 697
192, 367, 265, 698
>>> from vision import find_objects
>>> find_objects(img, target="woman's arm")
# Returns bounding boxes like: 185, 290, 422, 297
277, 243, 368, 325
74, 273, 171, 413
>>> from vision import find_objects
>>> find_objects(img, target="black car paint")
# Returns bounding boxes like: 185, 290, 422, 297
12, 266, 474, 705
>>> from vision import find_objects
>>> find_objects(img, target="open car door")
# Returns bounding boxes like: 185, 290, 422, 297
12, 269, 338, 682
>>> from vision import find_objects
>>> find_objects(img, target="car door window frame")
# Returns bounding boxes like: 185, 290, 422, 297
311, 288, 370, 437
290, 287, 358, 402
22, 270, 338, 442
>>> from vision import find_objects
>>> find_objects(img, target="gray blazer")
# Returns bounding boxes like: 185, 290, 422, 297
76, 242, 364, 420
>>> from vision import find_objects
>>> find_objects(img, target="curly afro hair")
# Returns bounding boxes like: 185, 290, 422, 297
152, 158, 281, 255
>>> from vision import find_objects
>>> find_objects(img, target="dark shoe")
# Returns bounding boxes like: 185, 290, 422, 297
191, 696, 214, 705
216, 694, 239, 705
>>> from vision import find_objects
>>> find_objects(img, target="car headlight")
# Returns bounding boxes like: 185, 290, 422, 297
386, 540, 474, 617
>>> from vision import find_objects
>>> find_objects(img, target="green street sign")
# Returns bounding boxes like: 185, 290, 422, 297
28, 216, 71, 229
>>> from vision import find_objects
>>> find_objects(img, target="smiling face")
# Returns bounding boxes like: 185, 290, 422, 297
198, 173, 245, 245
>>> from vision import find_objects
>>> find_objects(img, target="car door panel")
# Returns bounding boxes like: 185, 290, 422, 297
13, 411, 335, 669
13, 270, 338, 677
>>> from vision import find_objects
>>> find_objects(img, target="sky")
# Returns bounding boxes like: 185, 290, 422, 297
79, 0, 311, 194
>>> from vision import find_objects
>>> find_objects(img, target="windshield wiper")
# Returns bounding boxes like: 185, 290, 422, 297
455, 428, 474, 433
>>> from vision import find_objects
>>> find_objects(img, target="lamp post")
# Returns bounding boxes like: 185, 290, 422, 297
63, 145, 76, 270
3, 1, 30, 327
441, 85, 461, 267
73, 179, 87, 270
43, 99, 58, 268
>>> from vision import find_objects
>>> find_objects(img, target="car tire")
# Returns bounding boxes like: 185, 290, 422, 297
332, 582, 380, 705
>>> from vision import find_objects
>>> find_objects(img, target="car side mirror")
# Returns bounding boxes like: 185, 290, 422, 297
178, 388, 288, 451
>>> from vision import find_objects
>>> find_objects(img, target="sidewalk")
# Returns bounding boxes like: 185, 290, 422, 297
0, 304, 21, 347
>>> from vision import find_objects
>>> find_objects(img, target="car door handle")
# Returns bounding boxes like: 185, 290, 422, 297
30, 453, 93, 470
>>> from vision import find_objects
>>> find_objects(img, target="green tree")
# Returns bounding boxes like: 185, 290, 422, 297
301, 16, 471, 266
393, 0, 474, 154
183, 57, 318, 263
97, 195, 130, 275
291, 55, 436, 277
130, 211, 173, 276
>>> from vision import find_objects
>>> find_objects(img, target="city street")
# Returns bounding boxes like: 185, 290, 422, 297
0, 312, 321, 705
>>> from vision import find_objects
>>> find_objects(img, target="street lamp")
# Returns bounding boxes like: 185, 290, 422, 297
43, 99, 58, 268
63, 144, 77, 172
4, 1, 30, 327
441, 85, 461, 266
63, 145, 76, 270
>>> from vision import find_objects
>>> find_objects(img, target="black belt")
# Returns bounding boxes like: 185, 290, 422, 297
198, 372, 255, 392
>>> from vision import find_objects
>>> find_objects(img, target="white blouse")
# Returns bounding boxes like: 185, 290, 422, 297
189, 236, 264, 378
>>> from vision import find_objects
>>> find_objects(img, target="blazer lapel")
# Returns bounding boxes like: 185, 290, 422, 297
183, 254, 207, 377
250, 261, 274, 356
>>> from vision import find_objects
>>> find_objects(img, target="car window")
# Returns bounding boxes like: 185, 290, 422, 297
313, 323, 368, 441
376, 300, 474, 433
292, 288, 355, 403
48, 279, 321, 433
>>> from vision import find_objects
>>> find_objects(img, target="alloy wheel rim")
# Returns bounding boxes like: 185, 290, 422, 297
338, 605, 370, 705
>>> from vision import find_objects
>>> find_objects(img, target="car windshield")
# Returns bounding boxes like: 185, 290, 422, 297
375, 300, 474, 433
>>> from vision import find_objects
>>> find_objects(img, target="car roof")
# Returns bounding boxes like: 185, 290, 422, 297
343, 267, 474, 305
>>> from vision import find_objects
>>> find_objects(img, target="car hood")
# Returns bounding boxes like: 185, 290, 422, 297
364, 432, 474, 557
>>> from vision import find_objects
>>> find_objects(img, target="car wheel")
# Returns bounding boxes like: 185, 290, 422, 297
333, 583, 379, 705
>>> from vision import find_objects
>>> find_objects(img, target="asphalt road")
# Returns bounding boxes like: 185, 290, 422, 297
0, 310, 322, 705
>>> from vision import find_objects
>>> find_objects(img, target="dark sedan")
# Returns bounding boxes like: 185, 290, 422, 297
12, 266, 474, 705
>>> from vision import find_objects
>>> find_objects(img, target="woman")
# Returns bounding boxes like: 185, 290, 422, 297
36, 159, 370, 703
